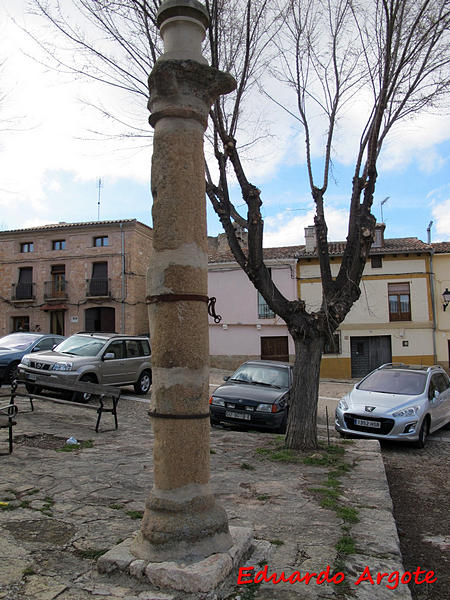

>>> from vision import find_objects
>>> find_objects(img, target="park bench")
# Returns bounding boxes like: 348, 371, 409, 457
0, 396, 18, 454
11, 377, 121, 433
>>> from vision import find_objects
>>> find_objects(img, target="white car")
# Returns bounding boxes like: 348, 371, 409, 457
335, 364, 450, 448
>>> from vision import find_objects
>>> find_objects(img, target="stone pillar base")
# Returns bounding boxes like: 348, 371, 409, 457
131, 528, 233, 563
98, 526, 253, 594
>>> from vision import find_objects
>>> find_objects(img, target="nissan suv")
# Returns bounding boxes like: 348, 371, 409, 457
18, 332, 152, 397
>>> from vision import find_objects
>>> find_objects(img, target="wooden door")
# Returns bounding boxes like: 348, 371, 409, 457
260, 336, 289, 362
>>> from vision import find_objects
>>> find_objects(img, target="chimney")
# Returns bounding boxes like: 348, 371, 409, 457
304, 225, 317, 253
373, 223, 386, 248
217, 222, 248, 253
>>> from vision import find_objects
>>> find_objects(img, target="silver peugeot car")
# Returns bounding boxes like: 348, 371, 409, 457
335, 363, 450, 448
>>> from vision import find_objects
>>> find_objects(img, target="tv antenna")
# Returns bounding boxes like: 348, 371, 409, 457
380, 197, 389, 223
97, 178, 102, 221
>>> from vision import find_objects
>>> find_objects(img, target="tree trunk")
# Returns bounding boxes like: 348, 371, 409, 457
285, 334, 324, 450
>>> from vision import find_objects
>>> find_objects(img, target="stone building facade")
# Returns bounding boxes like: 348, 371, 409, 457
0, 219, 153, 337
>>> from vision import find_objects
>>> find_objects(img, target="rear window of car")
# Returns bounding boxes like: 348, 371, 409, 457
126, 339, 151, 358
357, 370, 427, 395
138, 339, 151, 356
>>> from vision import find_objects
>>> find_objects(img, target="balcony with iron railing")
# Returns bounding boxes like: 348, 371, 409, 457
86, 278, 111, 298
258, 301, 275, 319
44, 280, 68, 301
11, 282, 36, 302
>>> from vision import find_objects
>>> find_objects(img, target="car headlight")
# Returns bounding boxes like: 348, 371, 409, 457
338, 398, 349, 411
51, 362, 73, 371
256, 403, 273, 413
210, 397, 225, 407
21, 357, 31, 366
393, 406, 419, 417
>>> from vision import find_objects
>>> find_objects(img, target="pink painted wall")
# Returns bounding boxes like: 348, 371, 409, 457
207, 262, 297, 361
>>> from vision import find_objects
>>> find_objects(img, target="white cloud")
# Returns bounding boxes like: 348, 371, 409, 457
379, 114, 450, 173
263, 206, 349, 248
431, 198, 450, 241
0, 1, 152, 230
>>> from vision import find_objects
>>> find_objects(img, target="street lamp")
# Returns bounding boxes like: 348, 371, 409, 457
443, 288, 450, 311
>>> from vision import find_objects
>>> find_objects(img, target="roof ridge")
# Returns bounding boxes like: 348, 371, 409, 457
0, 218, 152, 234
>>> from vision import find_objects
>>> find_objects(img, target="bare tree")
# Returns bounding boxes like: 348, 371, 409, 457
25, 0, 450, 449
206, 0, 450, 448
23, 0, 162, 138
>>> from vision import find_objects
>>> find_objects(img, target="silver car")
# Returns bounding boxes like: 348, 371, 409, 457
18, 332, 152, 398
335, 364, 450, 448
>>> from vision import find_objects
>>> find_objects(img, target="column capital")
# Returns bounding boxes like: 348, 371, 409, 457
148, 60, 236, 129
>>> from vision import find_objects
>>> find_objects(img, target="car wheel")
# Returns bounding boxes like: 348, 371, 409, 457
5, 362, 20, 385
414, 418, 429, 449
210, 417, 220, 427
73, 374, 97, 404
275, 412, 288, 434
25, 383, 42, 395
134, 370, 152, 395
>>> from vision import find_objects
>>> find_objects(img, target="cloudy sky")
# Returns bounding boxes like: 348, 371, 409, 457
1, 0, 449, 246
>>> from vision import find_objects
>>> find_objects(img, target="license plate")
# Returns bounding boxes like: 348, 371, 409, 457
225, 410, 251, 421
355, 418, 381, 428
25, 373, 36, 382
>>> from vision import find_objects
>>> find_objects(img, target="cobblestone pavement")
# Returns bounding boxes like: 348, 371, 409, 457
0, 376, 416, 600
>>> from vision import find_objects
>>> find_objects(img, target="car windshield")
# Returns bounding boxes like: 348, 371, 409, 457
357, 369, 427, 395
230, 364, 289, 388
0, 333, 40, 351
54, 335, 106, 357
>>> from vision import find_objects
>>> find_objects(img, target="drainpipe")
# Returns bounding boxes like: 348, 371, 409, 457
120, 222, 125, 333
427, 221, 437, 364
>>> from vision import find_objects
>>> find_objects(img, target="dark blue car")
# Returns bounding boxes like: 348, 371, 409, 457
0, 332, 65, 385
209, 360, 293, 433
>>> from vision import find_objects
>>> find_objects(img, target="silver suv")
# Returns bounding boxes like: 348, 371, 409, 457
18, 332, 152, 397
335, 363, 450, 448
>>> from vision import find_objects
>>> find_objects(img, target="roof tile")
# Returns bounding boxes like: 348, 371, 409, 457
208, 237, 430, 263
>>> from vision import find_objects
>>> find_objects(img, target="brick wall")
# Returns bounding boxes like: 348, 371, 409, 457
0, 220, 153, 337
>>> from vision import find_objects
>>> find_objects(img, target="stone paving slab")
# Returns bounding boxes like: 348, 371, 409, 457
0, 384, 411, 599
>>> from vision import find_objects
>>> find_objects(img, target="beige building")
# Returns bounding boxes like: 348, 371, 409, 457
432, 242, 450, 371
299, 224, 435, 378
0, 219, 153, 337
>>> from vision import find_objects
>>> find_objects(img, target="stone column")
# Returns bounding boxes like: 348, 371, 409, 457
131, 0, 236, 562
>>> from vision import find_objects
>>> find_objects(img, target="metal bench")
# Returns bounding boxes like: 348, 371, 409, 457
0, 399, 18, 454
12, 377, 121, 433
